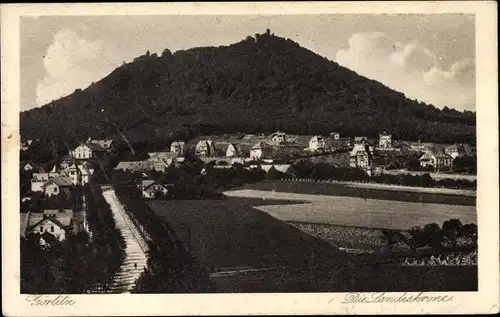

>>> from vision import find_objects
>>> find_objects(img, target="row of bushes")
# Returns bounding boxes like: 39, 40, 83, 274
403, 251, 477, 266
112, 172, 215, 292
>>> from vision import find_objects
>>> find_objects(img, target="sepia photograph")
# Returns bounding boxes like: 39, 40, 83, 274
2, 2, 498, 316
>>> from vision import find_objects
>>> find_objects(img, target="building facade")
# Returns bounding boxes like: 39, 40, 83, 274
379, 132, 392, 148
309, 136, 326, 152
349, 144, 372, 168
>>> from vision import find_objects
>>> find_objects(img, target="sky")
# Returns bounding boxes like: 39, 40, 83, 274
20, 14, 475, 112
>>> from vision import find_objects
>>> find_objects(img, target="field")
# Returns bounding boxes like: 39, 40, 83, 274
238, 180, 476, 206
211, 264, 477, 292
345, 183, 476, 197
148, 198, 351, 273
224, 190, 476, 230
148, 195, 477, 292
384, 170, 477, 181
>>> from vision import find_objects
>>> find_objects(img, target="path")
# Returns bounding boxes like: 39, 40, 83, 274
102, 188, 148, 293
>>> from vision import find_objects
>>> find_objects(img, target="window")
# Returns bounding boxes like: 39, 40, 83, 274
40, 226, 44, 232
54, 187, 58, 193
51, 226, 54, 232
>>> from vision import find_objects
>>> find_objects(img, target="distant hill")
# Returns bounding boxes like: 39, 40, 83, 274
20, 30, 476, 151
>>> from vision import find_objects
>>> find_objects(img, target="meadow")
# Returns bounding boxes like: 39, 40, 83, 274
225, 190, 476, 231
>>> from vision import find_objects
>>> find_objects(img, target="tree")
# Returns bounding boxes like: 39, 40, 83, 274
380, 229, 406, 253
442, 219, 463, 250
422, 223, 443, 251
461, 223, 478, 248
405, 226, 428, 254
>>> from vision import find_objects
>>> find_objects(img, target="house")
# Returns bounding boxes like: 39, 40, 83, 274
250, 142, 273, 159
409, 142, 436, 153
349, 144, 372, 168
445, 144, 466, 159
195, 139, 216, 157
26, 209, 74, 243
215, 142, 240, 158
257, 164, 296, 176
59, 156, 73, 170
62, 164, 94, 185
71, 143, 108, 160
114, 161, 155, 172
21, 139, 33, 151
31, 172, 60, 192
88, 138, 116, 152
309, 136, 326, 152
354, 136, 368, 145
170, 141, 185, 154
329, 132, 340, 140
23, 162, 35, 172
139, 180, 172, 199
42, 176, 73, 197
325, 135, 349, 151
419, 152, 453, 170
269, 131, 287, 144
147, 152, 179, 172
379, 132, 392, 149
419, 153, 435, 168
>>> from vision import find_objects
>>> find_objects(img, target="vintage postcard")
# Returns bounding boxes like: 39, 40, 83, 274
2, 1, 499, 315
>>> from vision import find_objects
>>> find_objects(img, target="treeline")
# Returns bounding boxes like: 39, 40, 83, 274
21, 31, 475, 147
112, 172, 215, 292
292, 161, 477, 189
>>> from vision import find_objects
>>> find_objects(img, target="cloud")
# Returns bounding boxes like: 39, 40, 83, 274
335, 32, 475, 111
36, 29, 121, 106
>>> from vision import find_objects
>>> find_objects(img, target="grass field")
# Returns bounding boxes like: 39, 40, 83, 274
224, 190, 476, 230
148, 198, 351, 273
238, 180, 476, 206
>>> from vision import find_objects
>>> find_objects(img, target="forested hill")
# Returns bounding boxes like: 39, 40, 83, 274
21, 30, 475, 150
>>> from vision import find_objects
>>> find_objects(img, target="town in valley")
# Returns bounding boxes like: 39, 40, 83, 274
19, 20, 478, 294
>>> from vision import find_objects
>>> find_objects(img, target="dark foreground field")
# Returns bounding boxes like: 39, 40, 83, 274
148, 198, 350, 272
238, 180, 476, 206
211, 264, 477, 292
149, 197, 477, 292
